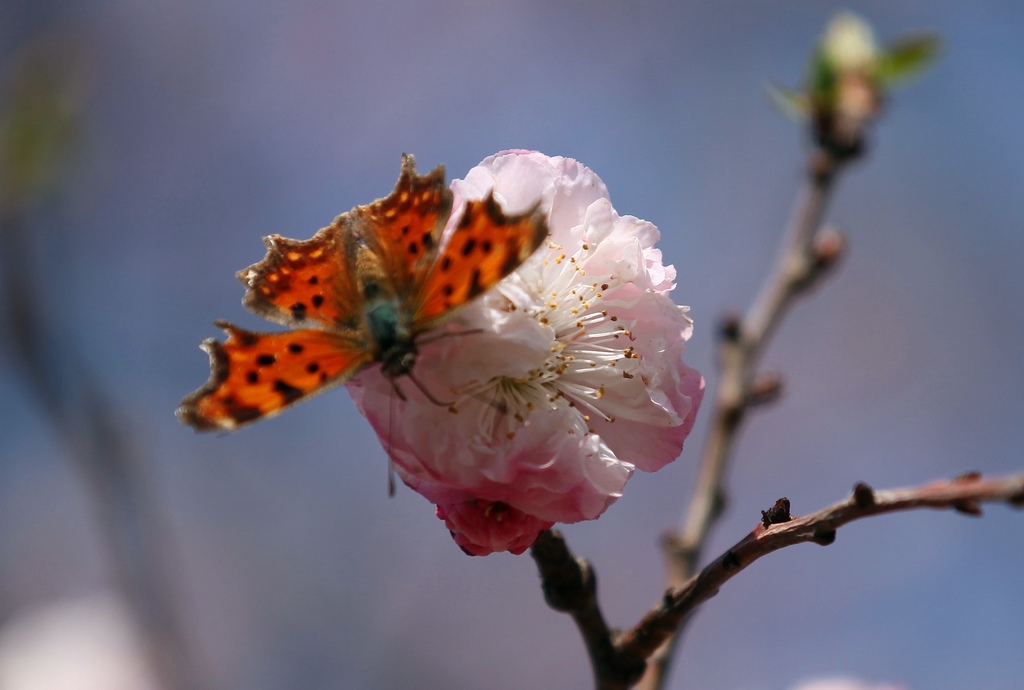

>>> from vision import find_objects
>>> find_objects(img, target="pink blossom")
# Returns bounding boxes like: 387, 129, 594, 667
436, 500, 555, 557
347, 150, 704, 555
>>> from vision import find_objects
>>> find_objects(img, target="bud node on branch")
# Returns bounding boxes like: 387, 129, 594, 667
812, 529, 837, 546
952, 500, 983, 516
852, 482, 875, 507
716, 311, 742, 343
721, 550, 741, 572
760, 498, 792, 527
811, 227, 846, 271
748, 372, 784, 407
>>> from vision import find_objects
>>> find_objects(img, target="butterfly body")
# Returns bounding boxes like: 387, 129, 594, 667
178, 155, 548, 431
362, 294, 416, 378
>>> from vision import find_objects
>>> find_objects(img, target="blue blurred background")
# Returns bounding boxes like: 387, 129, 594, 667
1, 1, 1022, 689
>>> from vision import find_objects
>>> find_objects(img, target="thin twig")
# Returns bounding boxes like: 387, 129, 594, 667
638, 148, 849, 690
618, 471, 1024, 660
532, 143, 853, 690
530, 531, 644, 690
531, 472, 1024, 689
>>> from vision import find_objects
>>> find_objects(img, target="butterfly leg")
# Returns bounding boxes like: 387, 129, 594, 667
416, 327, 485, 346
404, 370, 455, 408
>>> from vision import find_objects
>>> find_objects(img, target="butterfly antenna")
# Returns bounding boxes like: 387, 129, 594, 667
387, 385, 397, 497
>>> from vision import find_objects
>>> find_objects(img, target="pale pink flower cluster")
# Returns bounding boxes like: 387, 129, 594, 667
348, 151, 704, 555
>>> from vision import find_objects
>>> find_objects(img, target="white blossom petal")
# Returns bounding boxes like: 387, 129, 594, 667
348, 150, 704, 554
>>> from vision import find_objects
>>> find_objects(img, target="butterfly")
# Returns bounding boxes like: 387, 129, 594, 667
178, 154, 549, 431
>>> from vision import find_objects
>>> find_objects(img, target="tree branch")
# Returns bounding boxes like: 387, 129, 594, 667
530, 531, 647, 690
638, 148, 851, 690
532, 472, 1024, 689
619, 471, 1024, 662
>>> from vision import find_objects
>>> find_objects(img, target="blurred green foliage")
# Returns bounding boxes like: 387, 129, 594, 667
0, 35, 86, 214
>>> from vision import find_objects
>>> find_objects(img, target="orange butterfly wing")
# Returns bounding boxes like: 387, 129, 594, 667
239, 219, 361, 329
177, 322, 372, 431
414, 194, 548, 326
180, 155, 548, 432
349, 154, 453, 300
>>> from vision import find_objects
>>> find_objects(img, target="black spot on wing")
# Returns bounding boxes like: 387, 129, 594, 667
500, 240, 522, 275
221, 396, 262, 426
273, 379, 304, 404
236, 331, 258, 348
467, 268, 484, 299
